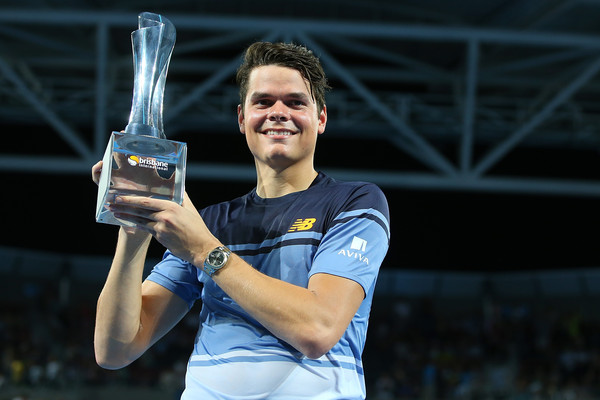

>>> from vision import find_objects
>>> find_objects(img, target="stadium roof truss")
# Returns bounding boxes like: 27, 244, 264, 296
2, 9, 600, 196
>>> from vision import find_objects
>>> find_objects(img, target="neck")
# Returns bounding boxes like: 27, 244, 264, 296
254, 161, 318, 198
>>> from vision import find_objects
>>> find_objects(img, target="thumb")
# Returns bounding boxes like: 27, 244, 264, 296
182, 192, 200, 216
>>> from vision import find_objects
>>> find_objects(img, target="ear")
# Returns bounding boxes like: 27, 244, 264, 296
317, 105, 327, 135
237, 104, 245, 134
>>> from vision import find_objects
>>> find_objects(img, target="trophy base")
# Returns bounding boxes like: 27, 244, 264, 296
95, 131, 187, 227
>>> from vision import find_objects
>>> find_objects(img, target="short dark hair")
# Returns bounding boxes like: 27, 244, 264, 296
236, 42, 330, 113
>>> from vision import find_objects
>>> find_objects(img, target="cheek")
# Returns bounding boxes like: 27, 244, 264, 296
245, 111, 267, 130
300, 114, 321, 134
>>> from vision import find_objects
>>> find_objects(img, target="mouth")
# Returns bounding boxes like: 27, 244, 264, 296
261, 129, 297, 136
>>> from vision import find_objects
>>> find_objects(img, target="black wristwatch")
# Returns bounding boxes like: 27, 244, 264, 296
203, 246, 231, 277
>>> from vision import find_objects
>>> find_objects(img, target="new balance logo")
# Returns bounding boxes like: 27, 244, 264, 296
288, 218, 317, 232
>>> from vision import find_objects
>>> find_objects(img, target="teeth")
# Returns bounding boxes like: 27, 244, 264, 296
265, 130, 293, 136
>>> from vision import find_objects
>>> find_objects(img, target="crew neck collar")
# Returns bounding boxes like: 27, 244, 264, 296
248, 172, 326, 205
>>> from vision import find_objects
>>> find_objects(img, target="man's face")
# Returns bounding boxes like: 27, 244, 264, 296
237, 65, 327, 171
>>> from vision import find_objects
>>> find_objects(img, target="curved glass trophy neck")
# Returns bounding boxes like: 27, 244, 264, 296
126, 12, 176, 140
125, 122, 161, 138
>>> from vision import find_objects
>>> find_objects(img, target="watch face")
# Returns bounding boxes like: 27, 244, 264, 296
209, 250, 225, 267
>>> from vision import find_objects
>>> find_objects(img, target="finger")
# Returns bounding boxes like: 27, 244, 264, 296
114, 195, 168, 211
113, 212, 157, 234
109, 203, 158, 220
92, 160, 103, 185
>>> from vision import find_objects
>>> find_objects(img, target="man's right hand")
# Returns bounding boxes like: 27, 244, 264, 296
92, 160, 103, 186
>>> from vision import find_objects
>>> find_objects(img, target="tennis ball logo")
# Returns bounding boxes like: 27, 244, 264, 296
127, 155, 139, 166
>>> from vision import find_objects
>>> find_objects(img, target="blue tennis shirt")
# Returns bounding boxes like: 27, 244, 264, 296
147, 172, 391, 399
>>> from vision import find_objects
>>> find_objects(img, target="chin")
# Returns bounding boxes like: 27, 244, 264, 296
264, 154, 296, 168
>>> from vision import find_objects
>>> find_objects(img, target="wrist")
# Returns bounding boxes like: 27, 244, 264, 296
115, 227, 152, 261
201, 245, 232, 277
118, 227, 152, 245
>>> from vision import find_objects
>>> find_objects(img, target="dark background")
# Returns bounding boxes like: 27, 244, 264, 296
2, 3, 600, 398
2, 1, 600, 272
2, 134, 599, 272
0, 0, 600, 271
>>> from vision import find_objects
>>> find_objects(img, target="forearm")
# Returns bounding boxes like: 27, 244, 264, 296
210, 253, 355, 359
94, 228, 152, 368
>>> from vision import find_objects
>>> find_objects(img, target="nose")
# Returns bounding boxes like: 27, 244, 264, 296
268, 103, 290, 122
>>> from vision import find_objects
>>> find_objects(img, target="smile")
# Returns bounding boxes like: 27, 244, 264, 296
263, 130, 296, 136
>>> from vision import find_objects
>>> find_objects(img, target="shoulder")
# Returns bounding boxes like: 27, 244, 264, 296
317, 172, 385, 194
316, 173, 389, 215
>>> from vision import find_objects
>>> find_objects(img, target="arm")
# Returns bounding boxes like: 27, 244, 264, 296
213, 259, 364, 359
108, 194, 366, 359
93, 228, 189, 369
91, 161, 189, 369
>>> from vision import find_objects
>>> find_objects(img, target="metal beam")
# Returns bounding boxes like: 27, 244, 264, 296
298, 32, 458, 176
0, 156, 92, 173
94, 22, 109, 156
175, 30, 259, 55
319, 34, 451, 79
0, 57, 93, 160
483, 48, 593, 76
460, 39, 479, 173
165, 30, 281, 125
2, 10, 600, 49
2, 155, 600, 198
473, 55, 600, 177
322, 168, 600, 198
2, 9, 600, 198
0, 24, 89, 55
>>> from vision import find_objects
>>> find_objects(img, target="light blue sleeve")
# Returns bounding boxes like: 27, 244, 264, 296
309, 187, 390, 295
145, 251, 204, 309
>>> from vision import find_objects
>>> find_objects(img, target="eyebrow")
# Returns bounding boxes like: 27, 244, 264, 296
249, 92, 314, 103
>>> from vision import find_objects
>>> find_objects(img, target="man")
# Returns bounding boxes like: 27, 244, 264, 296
93, 41, 390, 399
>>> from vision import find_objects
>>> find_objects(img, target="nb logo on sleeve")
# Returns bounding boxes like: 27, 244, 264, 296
288, 218, 317, 232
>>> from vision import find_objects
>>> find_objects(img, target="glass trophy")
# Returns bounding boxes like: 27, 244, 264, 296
96, 12, 187, 227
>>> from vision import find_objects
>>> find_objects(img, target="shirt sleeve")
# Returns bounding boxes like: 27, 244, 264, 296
308, 183, 390, 295
145, 250, 204, 309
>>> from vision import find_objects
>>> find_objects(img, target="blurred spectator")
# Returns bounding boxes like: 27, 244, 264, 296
1, 279, 600, 399
363, 296, 600, 400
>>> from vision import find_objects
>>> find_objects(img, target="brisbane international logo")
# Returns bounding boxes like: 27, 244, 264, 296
127, 155, 169, 171
127, 155, 140, 166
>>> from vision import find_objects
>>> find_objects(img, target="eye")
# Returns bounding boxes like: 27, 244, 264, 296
289, 99, 306, 108
255, 99, 273, 107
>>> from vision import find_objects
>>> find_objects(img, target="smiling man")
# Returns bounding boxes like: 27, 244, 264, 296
240, 63, 326, 184
92, 42, 390, 399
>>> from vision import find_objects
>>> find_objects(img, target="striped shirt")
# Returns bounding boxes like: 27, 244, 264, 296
147, 172, 390, 399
